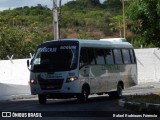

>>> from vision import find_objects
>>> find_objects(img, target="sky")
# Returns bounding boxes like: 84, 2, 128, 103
0, 0, 105, 11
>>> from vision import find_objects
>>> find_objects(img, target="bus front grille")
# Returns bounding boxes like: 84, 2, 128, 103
38, 79, 64, 90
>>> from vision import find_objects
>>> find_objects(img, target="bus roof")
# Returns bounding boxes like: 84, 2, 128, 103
39, 38, 133, 49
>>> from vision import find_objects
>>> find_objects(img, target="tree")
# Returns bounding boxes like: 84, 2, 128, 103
109, 15, 123, 37
103, 0, 122, 9
76, 0, 101, 8
127, 0, 160, 47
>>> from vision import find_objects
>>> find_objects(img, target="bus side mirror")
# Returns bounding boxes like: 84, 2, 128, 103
27, 60, 30, 68
27, 60, 32, 72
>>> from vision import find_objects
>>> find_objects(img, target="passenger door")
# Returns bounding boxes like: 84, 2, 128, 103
80, 48, 98, 93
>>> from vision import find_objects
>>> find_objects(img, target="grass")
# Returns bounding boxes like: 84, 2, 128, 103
125, 93, 160, 104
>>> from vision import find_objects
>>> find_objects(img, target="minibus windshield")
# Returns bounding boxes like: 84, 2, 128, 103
31, 44, 79, 72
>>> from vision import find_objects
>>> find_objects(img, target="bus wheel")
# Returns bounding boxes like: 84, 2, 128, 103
38, 94, 47, 104
109, 84, 122, 99
77, 87, 89, 103
116, 84, 122, 98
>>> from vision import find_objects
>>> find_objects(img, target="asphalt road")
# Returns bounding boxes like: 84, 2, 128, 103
0, 96, 158, 120
0, 83, 160, 120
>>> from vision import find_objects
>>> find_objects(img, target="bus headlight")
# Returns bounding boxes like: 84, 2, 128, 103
30, 79, 37, 84
66, 77, 78, 82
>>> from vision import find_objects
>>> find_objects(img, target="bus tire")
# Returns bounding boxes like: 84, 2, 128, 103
38, 94, 47, 104
77, 87, 89, 103
109, 84, 122, 99
116, 84, 122, 98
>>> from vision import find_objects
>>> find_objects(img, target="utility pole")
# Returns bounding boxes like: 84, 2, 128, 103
53, 0, 59, 40
59, 0, 62, 39
122, 0, 126, 38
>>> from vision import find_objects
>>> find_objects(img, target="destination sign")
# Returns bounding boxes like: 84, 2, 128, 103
60, 46, 77, 49
39, 47, 57, 52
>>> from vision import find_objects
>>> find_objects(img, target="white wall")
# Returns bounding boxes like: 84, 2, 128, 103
0, 59, 30, 100
1, 49, 160, 85
1, 48, 160, 85
0, 59, 30, 85
0, 48, 160, 100
135, 48, 160, 83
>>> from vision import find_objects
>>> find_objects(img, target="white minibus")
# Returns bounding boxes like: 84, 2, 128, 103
27, 38, 137, 104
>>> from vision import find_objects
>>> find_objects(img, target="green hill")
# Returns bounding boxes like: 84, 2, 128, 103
0, 1, 125, 59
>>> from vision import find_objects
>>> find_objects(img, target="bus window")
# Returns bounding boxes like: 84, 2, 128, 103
95, 49, 105, 65
87, 48, 96, 65
104, 49, 114, 64
113, 49, 123, 64
130, 49, 136, 64
122, 49, 131, 64
80, 48, 89, 68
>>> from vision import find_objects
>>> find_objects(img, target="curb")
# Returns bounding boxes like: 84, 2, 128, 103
119, 99, 160, 114
11, 94, 37, 100
128, 85, 154, 90
0, 94, 37, 101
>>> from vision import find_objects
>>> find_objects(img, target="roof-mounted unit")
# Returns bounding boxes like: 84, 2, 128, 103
100, 38, 127, 42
